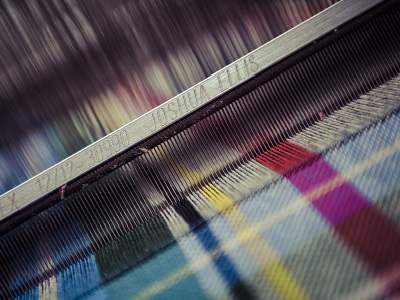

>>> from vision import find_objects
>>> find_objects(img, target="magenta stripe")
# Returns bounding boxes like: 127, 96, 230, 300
287, 156, 368, 225
312, 182, 368, 224
288, 158, 337, 193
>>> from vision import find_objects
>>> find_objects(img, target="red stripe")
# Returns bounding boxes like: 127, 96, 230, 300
255, 141, 314, 174
336, 206, 400, 273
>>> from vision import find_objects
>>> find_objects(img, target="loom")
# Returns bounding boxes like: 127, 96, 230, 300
0, 0, 399, 298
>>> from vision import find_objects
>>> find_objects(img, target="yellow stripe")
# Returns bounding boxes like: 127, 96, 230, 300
132, 140, 400, 300
200, 184, 309, 300
263, 262, 307, 300
156, 144, 308, 298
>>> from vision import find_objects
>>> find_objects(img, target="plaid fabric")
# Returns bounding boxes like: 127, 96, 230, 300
15, 93, 400, 299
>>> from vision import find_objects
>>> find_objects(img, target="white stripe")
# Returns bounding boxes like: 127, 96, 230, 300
39, 276, 57, 300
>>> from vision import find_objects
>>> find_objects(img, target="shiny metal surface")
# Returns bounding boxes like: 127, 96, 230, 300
0, 0, 385, 222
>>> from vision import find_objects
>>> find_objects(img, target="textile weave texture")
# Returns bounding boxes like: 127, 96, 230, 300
15, 101, 400, 299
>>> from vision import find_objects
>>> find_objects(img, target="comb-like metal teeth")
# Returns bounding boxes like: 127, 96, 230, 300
1, 2, 400, 298
2, 0, 387, 226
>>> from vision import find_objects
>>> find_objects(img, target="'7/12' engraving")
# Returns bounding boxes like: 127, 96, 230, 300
85, 129, 129, 167
35, 161, 74, 194
0, 192, 17, 217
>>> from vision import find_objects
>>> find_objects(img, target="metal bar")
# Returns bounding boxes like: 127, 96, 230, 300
0, 0, 385, 221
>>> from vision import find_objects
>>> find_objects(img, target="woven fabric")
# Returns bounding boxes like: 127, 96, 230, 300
15, 104, 400, 299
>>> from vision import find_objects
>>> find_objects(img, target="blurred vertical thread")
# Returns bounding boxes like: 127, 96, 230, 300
0, 0, 336, 194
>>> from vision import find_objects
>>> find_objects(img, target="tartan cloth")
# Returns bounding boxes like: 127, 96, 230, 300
14, 80, 400, 299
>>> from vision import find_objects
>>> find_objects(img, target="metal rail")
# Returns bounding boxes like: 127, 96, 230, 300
0, 0, 385, 222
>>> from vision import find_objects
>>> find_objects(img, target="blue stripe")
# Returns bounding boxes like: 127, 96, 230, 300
196, 224, 243, 286
15, 286, 39, 300
172, 200, 249, 294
